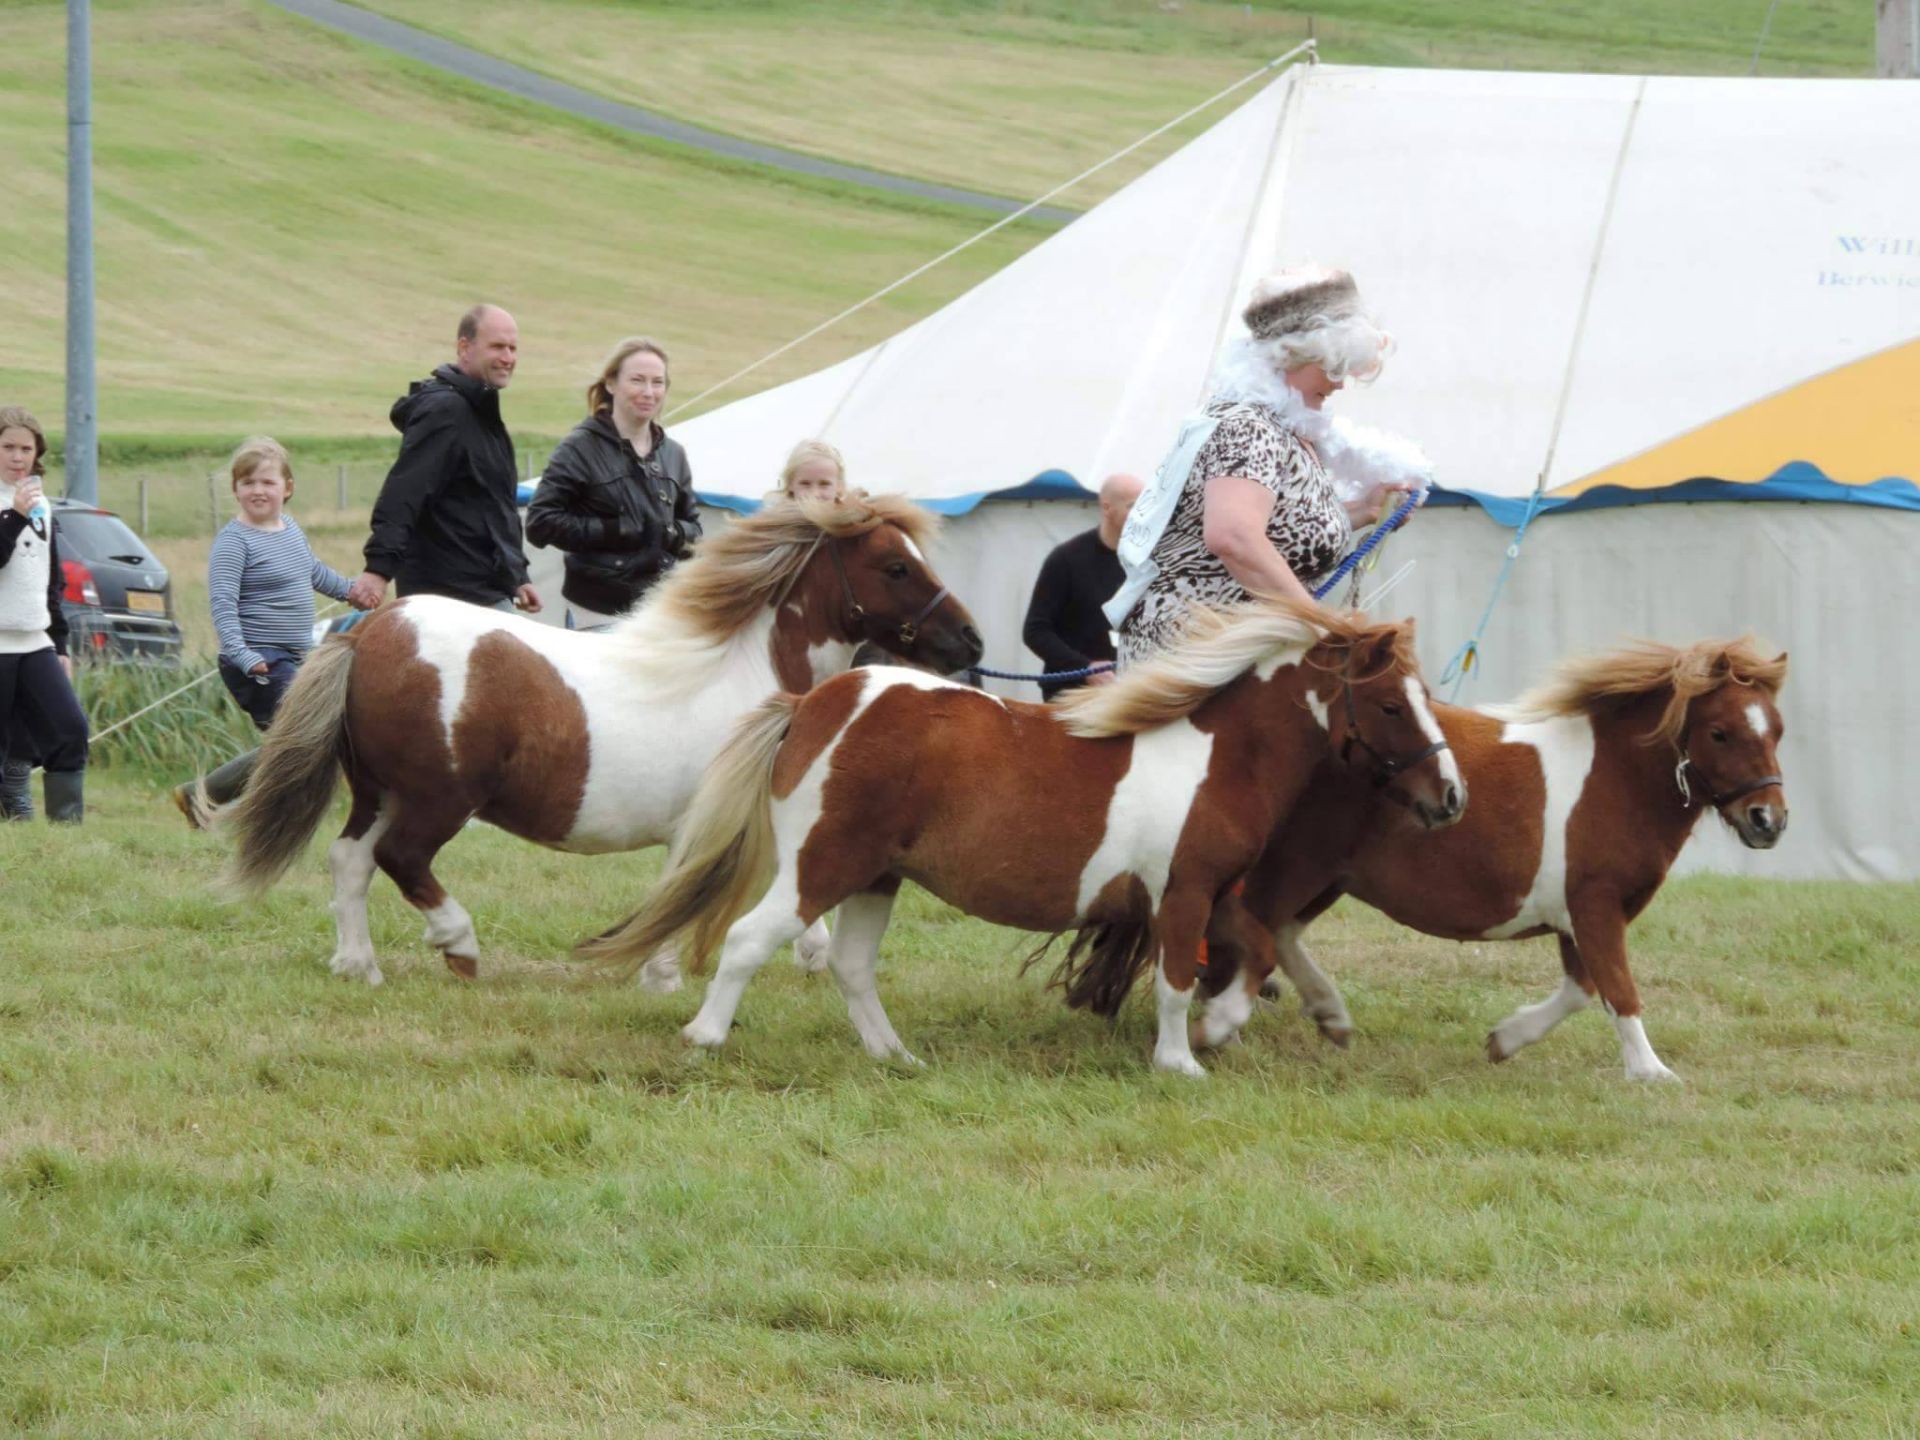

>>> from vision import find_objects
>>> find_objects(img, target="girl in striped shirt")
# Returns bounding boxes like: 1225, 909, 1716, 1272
174, 438, 366, 823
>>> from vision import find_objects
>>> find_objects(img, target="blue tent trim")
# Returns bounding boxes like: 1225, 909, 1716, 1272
1431, 462, 1920, 527
697, 468, 1095, 516
694, 461, 1920, 524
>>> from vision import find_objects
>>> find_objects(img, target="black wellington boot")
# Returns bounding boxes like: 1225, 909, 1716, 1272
172, 750, 258, 827
1, 758, 33, 821
44, 769, 84, 824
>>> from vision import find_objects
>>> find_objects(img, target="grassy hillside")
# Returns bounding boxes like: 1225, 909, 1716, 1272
0, 1, 1046, 452
2, 777, 1917, 1435
356, 0, 1879, 205
0, 0, 1877, 469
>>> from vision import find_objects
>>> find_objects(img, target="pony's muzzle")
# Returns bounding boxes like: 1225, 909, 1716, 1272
1414, 779, 1466, 830
1735, 799, 1788, 849
926, 621, 984, 674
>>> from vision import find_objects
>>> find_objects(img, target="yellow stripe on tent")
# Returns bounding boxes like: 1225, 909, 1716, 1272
1557, 337, 1920, 497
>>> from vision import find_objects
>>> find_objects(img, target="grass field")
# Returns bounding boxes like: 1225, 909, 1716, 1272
356, 0, 1880, 204
2, 771, 1917, 1435
8, 6, 1917, 1428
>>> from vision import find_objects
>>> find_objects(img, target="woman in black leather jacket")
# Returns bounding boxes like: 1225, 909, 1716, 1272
526, 337, 703, 629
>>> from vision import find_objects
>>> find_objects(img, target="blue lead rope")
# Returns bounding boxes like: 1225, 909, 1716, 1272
970, 661, 1115, 684
974, 490, 1426, 688
1439, 487, 1544, 700
1309, 488, 1422, 603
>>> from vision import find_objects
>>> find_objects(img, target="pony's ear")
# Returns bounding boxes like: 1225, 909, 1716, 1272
1356, 627, 1399, 676
1773, 650, 1789, 675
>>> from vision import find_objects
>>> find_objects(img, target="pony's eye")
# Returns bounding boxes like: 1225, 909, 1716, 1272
1379, 702, 1403, 718
1709, 726, 1729, 744
885, 561, 910, 581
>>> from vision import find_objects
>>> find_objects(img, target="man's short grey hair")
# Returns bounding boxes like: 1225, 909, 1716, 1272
457, 304, 500, 343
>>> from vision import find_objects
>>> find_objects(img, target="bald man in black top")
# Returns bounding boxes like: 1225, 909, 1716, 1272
1021, 473, 1143, 701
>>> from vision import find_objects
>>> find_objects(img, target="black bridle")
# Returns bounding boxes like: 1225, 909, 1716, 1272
826, 537, 950, 648
1673, 731, 1783, 810
1337, 653, 1451, 794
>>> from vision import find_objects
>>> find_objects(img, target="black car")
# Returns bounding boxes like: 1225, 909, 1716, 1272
50, 497, 185, 662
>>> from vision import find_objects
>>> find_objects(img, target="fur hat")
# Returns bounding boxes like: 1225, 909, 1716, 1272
1242, 266, 1363, 343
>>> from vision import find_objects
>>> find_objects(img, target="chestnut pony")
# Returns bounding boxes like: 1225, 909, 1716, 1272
584, 601, 1465, 1075
1204, 636, 1788, 1081
222, 496, 983, 983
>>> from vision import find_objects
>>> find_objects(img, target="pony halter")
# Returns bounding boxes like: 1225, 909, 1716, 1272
1337, 652, 1450, 793
1673, 735, 1783, 811
826, 537, 950, 648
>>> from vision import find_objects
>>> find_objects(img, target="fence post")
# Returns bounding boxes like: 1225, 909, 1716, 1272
138, 476, 148, 534
337, 462, 348, 511
207, 469, 220, 535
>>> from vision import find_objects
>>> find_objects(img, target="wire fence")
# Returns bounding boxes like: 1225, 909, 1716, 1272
77, 458, 399, 541
77, 449, 557, 541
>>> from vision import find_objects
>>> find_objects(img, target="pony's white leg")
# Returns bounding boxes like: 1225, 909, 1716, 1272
639, 949, 684, 993
1272, 922, 1353, 1047
1196, 978, 1254, 1050
326, 813, 389, 986
823, 891, 916, 1064
682, 886, 809, 1050
1486, 975, 1588, 1062
1152, 956, 1206, 1078
1611, 1013, 1679, 1083
420, 898, 478, 972
793, 915, 833, 974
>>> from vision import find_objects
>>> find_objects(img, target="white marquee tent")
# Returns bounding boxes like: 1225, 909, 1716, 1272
603, 62, 1920, 880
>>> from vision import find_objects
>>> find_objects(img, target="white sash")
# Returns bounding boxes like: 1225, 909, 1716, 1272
1101, 410, 1221, 630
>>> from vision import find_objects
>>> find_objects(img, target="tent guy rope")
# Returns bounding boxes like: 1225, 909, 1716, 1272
665, 41, 1319, 423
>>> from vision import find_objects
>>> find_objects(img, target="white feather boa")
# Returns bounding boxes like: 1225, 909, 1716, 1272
1208, 338, 1433, 505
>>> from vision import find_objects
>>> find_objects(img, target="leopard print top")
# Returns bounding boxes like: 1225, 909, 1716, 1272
1119, 399, 1351, 665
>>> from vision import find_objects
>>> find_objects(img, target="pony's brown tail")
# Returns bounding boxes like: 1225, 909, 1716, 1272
1028, 917, 1159, 1019
220, 633, 359, 897
577, 693, 797, 981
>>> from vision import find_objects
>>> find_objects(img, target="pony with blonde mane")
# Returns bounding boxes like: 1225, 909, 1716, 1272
221, 495, 982, 985
1203, 635, 1789, 1080
582, 598, 1464, 1075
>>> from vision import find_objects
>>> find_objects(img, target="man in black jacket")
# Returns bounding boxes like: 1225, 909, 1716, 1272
1021, 472, 1142, 701
349, 304, 541, 613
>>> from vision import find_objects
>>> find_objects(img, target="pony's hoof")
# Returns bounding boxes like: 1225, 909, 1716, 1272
1485, 1029, 1514, 1063
1190, 1020, 1242, 1053
793, 934, 832, 974
1154, 1054, 1208, 1079
681, 1019, 728, 1050
328, 953, 382, 987
1626, 1061, 1681, 1083
1316, 1018, 1354, 1049
639, 956, 684, 994
1258, 975, 1284, 1002
443, 954, 478, 980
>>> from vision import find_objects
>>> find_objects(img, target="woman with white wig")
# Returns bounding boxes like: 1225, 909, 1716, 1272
1106, 266, 1431, 665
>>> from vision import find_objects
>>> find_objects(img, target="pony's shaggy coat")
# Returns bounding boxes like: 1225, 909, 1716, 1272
1214, 635, 1791, 1080
217, 495, 980, 984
